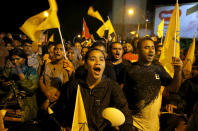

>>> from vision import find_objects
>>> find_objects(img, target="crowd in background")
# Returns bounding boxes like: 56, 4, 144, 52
0, 31, 198, 131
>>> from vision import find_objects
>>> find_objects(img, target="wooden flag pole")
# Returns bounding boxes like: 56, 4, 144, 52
58, 28, 67, 59
145, 23, 147, 36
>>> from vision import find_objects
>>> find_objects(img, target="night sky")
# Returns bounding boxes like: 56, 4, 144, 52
0, 0, 197, 41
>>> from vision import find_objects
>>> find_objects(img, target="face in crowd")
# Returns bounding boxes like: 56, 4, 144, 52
81, 47, 89, 59
85, 49, 106, 80
123, 42, 134, 53
138, 39, 155, 65
54, 43, 65, 61
111, 42, 123, 61
155, 46, 163, 56
23, 42, 33, 56
67, 48, 75, 61
11, 55, 25, 67
74, 42, 82, 52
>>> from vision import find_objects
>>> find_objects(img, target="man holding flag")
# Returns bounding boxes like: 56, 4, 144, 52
123, 36, 183, 131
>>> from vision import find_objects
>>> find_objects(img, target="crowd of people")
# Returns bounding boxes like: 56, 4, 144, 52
0, 31, 198, 131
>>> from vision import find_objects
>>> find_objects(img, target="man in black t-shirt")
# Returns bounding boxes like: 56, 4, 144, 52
123, 37, 183, 131
109, 42, 131, 88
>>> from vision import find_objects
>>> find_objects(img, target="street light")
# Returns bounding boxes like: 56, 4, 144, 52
128, 9, 134, 15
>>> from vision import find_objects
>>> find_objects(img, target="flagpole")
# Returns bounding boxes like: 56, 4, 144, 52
137, 24, 139, 37
145, 23, 147, 36
173, 0, 178, 57
58, 28, 67, 59
161, 36, 163, 45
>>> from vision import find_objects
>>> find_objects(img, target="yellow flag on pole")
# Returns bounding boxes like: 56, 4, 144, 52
37, 0, 60, 30
157, 19, 164, 38
19, 11, 45, 42
88, 6, 104, 23
183, 34, 196, 78
96, 19, 115, 38
159, 3, 180, 78
19, 0, 60, 42
49, 33, 54, 42
71, 85, 89, 131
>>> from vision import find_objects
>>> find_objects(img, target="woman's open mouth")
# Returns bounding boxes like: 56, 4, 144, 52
93, 67, 101, 75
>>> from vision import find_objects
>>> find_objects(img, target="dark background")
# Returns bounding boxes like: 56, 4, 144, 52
0, 0, 197, 41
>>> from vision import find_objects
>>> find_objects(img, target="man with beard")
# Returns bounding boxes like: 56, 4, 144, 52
123, 37, 183, 131
109, 42, 131, 88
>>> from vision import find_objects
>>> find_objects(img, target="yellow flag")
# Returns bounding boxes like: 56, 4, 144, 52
49, 34, 54, 42
19, 0, 60, 42
19, 11, 45, 42
88, 6, 104, 23
96, 19, 115, 38
86, 39, 93, 47
183, 34, 196, 78
159, 3, 180, 78
157, 19, 164, 38
37, 0, 60, 30
71, 85, 89, 131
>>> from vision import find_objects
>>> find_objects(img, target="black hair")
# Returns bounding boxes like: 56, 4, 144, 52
9, 48, 27, 60
109, 41, 122, 50
91, 41, 106, 49
137, 37, 154, 50
47, 42, 55, 48
23, 39, 33, 45
3, 37, 12, 44
161, 114, 187, 131
84, 48, 105, 63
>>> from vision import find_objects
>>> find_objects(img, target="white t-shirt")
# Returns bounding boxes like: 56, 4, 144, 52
132, 86, 165, 131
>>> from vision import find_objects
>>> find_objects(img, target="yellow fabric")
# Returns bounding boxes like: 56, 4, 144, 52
88, 6, 104, 23
19, 11, 45, 42
133, 86, 164, 131
159, 3, 180, 78
49, 34, 54, 42
183, 35, 196, 77
71, 85, 89, 131
96, 19, 115, 38
35, 0, 60, 31
19, 0, 60, 42
86, 39, 92, 47
157, 19, 164, 38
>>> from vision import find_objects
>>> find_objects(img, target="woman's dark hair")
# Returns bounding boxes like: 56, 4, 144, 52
9, 48, 27, 60
91, 41, 106, 50
84, 48, 105, 63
